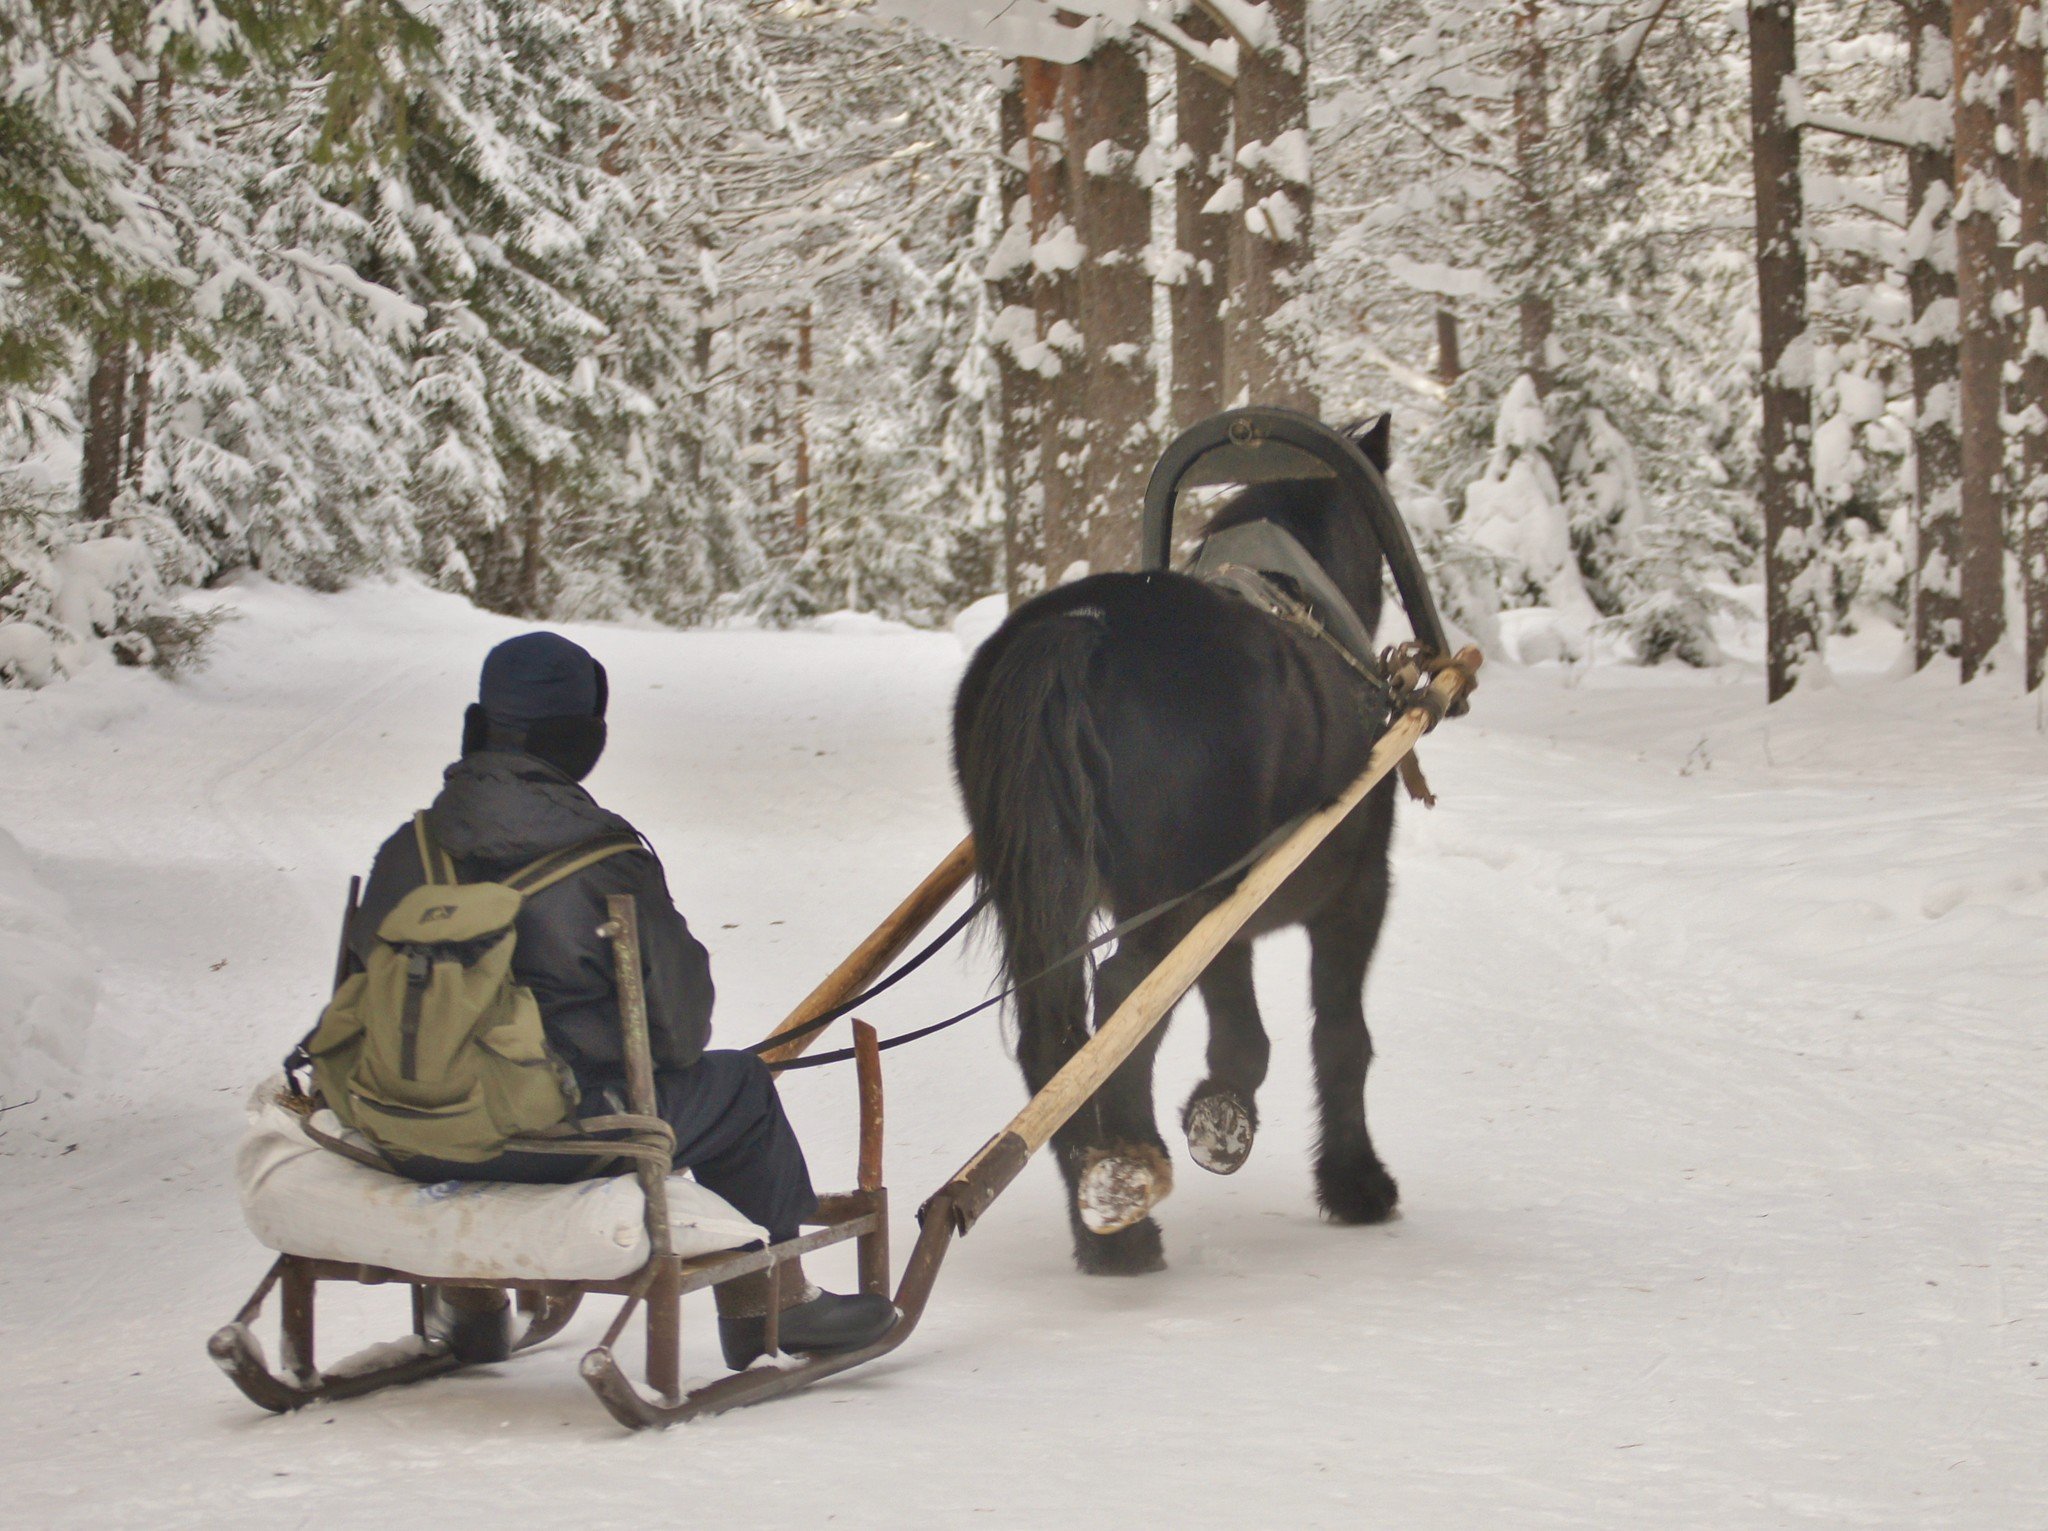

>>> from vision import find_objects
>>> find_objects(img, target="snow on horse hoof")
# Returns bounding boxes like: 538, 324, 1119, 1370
1183, 1089, 1254, 1176
1077, 1145, 1174, 1234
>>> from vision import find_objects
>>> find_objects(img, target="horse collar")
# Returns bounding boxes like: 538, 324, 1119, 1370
1189, 521, 1386, 689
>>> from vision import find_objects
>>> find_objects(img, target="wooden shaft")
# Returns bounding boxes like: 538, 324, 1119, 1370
854, 1019, 884, 1194
603, 895, 672, 1260
756, 834, 976, 1066
962, 650, 1482, 1175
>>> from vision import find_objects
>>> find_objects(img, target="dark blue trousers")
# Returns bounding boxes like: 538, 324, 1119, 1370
393, 1050, 819, 1243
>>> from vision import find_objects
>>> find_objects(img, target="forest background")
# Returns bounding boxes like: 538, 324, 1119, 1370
4, 0, 2045, 699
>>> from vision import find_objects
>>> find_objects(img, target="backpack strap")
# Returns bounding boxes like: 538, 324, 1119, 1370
506, 834, 643, 897
412, 812, 458, 887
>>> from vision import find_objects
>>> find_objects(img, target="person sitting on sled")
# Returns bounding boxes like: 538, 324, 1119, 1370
341, 630, 895, 1369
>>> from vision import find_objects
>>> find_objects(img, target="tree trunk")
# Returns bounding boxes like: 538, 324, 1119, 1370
125, 329, 153, 487
1952, 0, 2010, 678
518, 462, 548, 618
1514, 0, 1556, 395
1748, 0, 1821, 702
994, 71, 1046, 602
1066, 36, 1155, 574
78, 81, 144, 522
79, 335, 130, 521
1906, 1, 1964, 668
1998, 13, 2028, 606
2018, 0, 2048, 689
1170, 5, 1230, 431
685, 323, 712, 486
1436, 305, 1463, 387
1035, 61, 1086, 581
794, 305, 813, 549
123, 68, 170, 494
1224, 0, 1316, 412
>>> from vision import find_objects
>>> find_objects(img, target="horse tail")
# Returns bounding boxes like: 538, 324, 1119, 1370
953, 610, 1109, 1068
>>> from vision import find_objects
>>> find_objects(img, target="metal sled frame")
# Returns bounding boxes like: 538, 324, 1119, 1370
210, 896, 896, 1429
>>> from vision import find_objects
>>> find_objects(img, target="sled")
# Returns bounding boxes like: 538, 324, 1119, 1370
210, 893, 901, 1429
209, 407, 1480, 1430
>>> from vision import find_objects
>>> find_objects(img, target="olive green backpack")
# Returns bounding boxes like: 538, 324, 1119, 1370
304, 813, 640, 1165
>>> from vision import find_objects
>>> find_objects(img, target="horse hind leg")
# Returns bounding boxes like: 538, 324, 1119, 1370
1307, 869, 1400, 1224
1182, 938, 1267, 1176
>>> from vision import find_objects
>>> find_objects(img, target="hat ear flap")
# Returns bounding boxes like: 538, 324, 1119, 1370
462, 703, 492, 757
591, 660, 609, 719
523, 716, 607, 782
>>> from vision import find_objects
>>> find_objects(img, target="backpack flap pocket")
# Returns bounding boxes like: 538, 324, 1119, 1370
377, 882, 522, 947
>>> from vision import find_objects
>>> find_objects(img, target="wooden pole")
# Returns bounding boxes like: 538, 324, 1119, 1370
854, 1019, 884, 1194
604, 895, 671, 1256
756, 835, 977, 1067
948, 650, 1481, 1206
603, 893, 682, 1402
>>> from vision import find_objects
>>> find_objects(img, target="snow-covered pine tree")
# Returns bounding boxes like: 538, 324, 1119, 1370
1317, 0, 1754, 667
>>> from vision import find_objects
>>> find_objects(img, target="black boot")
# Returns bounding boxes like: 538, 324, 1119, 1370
422, 1286, 514, 1364
717, 1288, 899, 1371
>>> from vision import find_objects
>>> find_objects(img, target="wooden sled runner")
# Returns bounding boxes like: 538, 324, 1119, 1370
210, 408, 1481, 1429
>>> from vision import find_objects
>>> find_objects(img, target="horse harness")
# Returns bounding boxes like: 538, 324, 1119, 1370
1189, 519, 1439, 807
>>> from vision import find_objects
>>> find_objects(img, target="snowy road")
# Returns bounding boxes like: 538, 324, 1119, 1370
2, 580, 2043, 1528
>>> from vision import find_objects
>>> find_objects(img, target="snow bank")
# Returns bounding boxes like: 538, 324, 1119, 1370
952, 592, 1009, 655
0, 622, 62, 687
0, 827, 97, 1104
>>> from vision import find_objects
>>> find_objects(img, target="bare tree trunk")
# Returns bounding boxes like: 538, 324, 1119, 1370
1998, 15, 2028, 622
1170, 5, 1230, 431
79, 81, 144, 522
1034, 60, 1086, 581
1748, 0, 1821, 702
1953, 0, 2011, 677
1066, 36, 1155, 574
518, 461, 548, 618
685, 323, 712, 486
2018, 0, 2048, 689
1435, 305, 1463, 387
125, 328, 153, 487
79, 336, 130, 521
1906, 0, 1964, 667
1514, 0, 1556, 395
599, 10, 635, 176
994, 71, 1046, 602
123, 67, 171, 494
794, 305, 813, 549
1224, 0, 1316, 412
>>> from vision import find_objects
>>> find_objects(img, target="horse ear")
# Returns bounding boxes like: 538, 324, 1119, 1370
1353, 413, 1392, 472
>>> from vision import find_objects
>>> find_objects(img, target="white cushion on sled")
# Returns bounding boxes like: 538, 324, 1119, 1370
235, 1080, 768, 1281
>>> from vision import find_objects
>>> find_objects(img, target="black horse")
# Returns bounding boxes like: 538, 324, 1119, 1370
953, 416, 1405, 1276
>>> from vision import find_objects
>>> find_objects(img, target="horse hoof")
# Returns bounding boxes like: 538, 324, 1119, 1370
1316, 1153, 1400, 1224
1183, 1088, 1254, 1176
1077, 1145, 1174, 1234
1074, 1216, 1166, 1275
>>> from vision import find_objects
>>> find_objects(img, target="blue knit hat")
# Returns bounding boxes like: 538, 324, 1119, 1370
477, 632, 607, 726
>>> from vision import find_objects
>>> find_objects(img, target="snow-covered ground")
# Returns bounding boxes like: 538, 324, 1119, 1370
1, 578, 2043, 1528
